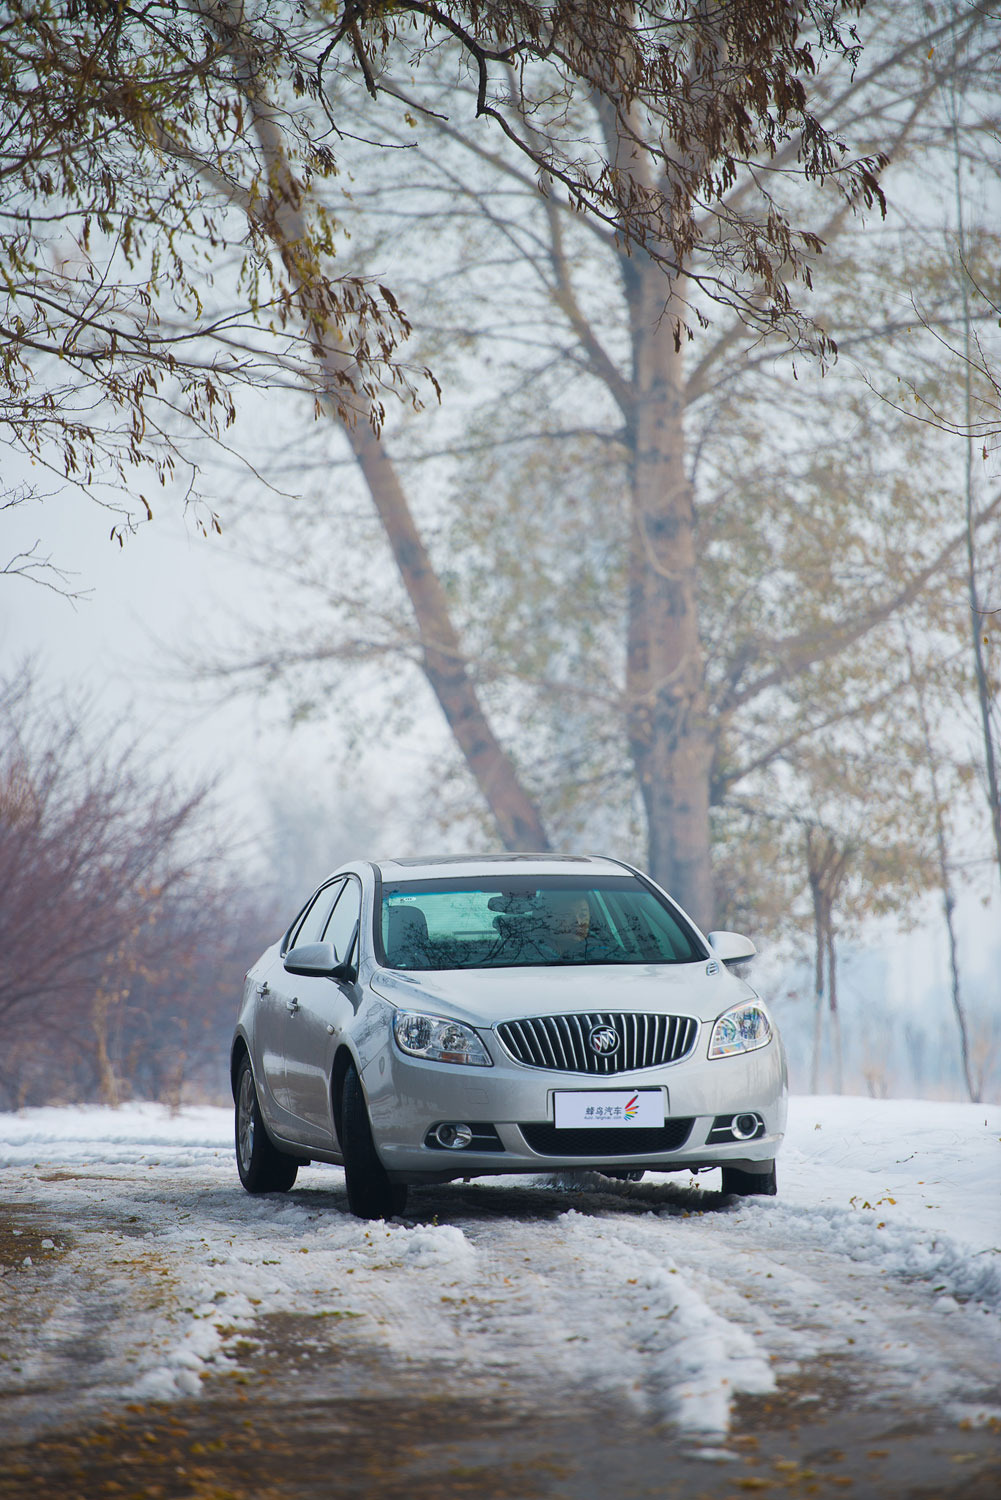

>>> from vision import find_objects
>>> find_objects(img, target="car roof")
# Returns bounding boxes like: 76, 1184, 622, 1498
372, 853, 636, 882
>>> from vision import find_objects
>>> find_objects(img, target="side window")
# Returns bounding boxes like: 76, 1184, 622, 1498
291, 880, 344, 949
323, 878, 362, 964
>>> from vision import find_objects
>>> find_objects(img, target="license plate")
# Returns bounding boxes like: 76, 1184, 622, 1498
554, 1089, 664, 1129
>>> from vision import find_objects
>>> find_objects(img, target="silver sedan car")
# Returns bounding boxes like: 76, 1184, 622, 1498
232, 854, 787, 1219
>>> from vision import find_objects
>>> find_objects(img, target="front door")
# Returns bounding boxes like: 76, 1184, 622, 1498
262, 879, 344, 1126
284, 877, 362, 1146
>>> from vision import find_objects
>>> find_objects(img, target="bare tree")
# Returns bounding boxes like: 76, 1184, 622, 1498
0, 669, 229, 1104
109, 0, 885, 921
196, 2, 1000, 930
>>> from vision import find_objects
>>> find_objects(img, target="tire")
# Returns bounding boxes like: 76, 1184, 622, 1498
235, 1054, 299, 1194
340, 1063, 408, 1220
721, 1162, 777, 1197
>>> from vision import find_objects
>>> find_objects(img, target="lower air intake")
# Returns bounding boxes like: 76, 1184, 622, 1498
519, 1119, 694, 1156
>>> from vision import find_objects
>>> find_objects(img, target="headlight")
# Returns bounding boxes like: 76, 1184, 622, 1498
708, 1001, 772, 1059
393, 1011, 493, 1067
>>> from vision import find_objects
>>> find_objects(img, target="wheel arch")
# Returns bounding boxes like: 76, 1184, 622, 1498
231, 1035, 251, 1101
330, 1045, 359, 1150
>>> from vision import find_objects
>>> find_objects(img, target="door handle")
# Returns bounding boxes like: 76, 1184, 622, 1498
257, 981, 270, 998
287, 996, 299, 1015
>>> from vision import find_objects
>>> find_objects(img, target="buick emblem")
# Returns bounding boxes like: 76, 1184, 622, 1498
588, 1024, 620, 1056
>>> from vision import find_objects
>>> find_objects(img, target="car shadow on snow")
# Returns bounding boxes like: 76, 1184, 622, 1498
228, 1163, 745, 1229
398, 1171, 742, 1226
141, 1164, 749, 1235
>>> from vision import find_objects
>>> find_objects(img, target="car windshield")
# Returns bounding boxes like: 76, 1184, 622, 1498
378, 874, 706, 971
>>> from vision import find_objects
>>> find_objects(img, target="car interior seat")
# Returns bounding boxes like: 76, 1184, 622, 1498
385, 904, 430, 968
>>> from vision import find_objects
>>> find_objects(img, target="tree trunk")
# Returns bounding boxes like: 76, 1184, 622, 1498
806, 826, 850, 1094
906, 634, 978, 1101
234, 53, 550, 855
810, 877, 826, 1094
826, 924, 843, 1096
347, 425, 552, 851
614, 230, 713, 922
961, 346, 1001, 888
804, 846, 828, 1092
584, 63, 715, 921
93, 988, 120, 1107
953, 99, 1001, 889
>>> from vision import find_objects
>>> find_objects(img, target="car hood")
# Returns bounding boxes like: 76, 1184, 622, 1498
368, 961, 754, 1026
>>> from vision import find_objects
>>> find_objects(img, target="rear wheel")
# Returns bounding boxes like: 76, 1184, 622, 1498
340, 1063, 407, 1220
235, 1054, 299, 1194
721, 1162, 777, 1196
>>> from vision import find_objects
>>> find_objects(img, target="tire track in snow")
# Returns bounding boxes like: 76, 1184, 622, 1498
551, 1183, 1001, 1429
396, 1198, 778, 1438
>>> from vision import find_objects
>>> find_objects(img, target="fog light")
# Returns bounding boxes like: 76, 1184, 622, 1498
732, 1113, 761, 1140
434, 1123, 473, 1150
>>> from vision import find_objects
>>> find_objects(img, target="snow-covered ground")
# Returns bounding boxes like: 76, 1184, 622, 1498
1, 1096, 999, 1451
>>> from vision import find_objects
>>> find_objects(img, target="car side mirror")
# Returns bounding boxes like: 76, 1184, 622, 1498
706, 930, 757, 966
284, 941, 357, 983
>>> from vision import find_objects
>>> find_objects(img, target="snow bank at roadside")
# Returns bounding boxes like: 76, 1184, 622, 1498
781, 1095, 1001, 1255
0, 1102, 230, 1165
724, 1096, 1001, 1314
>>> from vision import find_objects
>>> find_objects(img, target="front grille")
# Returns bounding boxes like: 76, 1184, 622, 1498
496, 1012, 698, 1074
519, 1119, 694, 1156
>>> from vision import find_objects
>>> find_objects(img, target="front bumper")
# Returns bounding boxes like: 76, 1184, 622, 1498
361, 1027, 788, 1185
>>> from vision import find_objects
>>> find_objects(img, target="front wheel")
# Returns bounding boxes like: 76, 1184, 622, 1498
721, 1162, 777, 1197
340, 1063, 407, 1220
235, 1054, 299, 1194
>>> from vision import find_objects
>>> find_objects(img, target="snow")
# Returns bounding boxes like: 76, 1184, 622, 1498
1, 1095, 998, 1447
782, 1095, 1000, 1256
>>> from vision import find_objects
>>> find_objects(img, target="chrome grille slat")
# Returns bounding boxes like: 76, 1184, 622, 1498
496, 1012, 698, 1074
551, 1015, 572, 1070
567, 1013, 588, 1071
532, 1017, 559, 1069
513, 1019, 543, 1068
